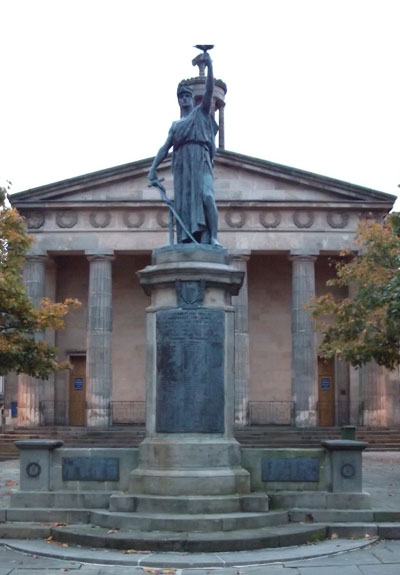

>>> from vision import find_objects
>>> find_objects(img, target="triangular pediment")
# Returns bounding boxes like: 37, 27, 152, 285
10, 150, 396, 209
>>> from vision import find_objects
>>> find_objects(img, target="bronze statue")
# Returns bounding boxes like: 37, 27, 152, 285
149, 49, 221, 247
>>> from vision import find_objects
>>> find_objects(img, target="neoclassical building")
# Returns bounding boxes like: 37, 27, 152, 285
5, 73, 398, 430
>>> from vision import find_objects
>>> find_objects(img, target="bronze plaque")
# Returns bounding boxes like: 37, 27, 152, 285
156, 308, 225, 433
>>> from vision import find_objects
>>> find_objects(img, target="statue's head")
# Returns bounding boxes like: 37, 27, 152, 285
177, 81, 194, 113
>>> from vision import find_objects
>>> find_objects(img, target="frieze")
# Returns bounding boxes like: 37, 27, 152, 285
293, 211, 314, 228
56, 211, 78, 228
123, 211, 145, 228
327, 212, 349, 229
24, 211, 45, 229
89, 211, 111, 228
259, 211, 281, 229
156, 209, 170, 228
225, 211, 246, 228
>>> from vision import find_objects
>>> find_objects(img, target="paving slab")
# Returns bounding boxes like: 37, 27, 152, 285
369, 540, 400, 562
296, 566, 361, 574
359, 566, 400, 575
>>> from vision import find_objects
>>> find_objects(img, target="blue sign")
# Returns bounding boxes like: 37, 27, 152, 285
321, 377, 331, 390
74, 378, 83, 391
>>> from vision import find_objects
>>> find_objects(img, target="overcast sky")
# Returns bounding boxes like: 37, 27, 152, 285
1, 0, 399, 209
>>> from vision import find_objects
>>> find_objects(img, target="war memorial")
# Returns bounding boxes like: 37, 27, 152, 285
1, 48, 400, 554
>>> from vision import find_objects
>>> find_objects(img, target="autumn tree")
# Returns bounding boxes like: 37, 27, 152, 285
0, 184, 80, 378
310, 212, 400, 370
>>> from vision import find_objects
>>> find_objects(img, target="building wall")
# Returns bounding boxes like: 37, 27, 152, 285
248, 255, 292, 423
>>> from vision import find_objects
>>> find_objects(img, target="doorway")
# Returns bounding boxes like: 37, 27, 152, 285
69, 355, 86, 426
318, 357, 335, 426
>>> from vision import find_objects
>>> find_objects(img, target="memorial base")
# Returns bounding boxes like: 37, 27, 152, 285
132, 245, 250, 500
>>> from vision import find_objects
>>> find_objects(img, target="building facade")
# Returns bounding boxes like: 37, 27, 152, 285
5, 148, 398, 430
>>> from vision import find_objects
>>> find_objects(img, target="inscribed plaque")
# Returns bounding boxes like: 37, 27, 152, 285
156, 308, 225, 433
261, 457, 320, 482
62, 457, 119, 481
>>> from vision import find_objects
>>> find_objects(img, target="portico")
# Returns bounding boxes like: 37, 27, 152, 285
6, 149, 396, 429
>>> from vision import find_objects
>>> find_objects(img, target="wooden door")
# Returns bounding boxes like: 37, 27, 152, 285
318, 357, 335, 426
69, 356, 86, 426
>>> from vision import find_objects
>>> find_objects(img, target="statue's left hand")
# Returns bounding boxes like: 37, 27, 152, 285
202, 52, 212, 67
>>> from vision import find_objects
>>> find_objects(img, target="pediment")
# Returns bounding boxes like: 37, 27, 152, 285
10, 150, 396, 209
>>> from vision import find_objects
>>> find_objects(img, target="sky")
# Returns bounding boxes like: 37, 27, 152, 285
1, 0, 399, 209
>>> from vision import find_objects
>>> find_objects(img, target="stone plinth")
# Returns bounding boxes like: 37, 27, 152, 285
322, 439, 369, 494
15, 439, 64, 492
130, 245, 250, 496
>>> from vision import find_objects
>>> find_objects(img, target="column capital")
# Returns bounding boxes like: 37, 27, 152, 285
289, 252, 318, 263
25, 254, 49, 263
86, 251, 115, 262
230, 250, 251, 263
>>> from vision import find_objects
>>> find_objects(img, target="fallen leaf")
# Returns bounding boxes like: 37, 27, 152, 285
5, 480, 18, 486
46, 536, 54, 542
331, 533, 338, 539
124, 549, 138, 554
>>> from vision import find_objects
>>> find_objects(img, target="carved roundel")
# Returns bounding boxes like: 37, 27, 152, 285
225, 211, 246, 228
327, 212, 350, 229
259, 211, 281, 229
24, 211, 45, 229
89, 211, 111, 228
293, 211, 314, 228
56, 211, 78, 228
123, 211, 145, 228
26, 461, 41, 478
340, 463, 356, 479
156, 210, 169, 228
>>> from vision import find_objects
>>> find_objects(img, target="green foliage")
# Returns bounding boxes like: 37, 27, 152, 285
0, 185, 80, 378
310, 212, 400, 370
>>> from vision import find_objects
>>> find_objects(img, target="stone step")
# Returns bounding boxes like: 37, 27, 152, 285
5, 508, 91, 523
289, 508, 375, 523
51, 522, 327, 552
109, 492, 269, 514
10, 491, 112, 509
89, 509, 287, 532
0, 522, 51, 539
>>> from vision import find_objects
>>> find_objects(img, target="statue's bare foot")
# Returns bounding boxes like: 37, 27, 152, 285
211, 238, 223, 248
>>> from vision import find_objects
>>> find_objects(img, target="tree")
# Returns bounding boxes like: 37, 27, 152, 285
310, 212, 400, 370
0, 184, 80, 379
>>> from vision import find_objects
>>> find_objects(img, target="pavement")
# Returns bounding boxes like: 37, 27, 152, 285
0, 452, 398, 573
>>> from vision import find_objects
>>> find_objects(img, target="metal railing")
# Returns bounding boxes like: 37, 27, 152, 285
39, 400, 146, 426
248, 401, 295, 426
110, 401, 146, 425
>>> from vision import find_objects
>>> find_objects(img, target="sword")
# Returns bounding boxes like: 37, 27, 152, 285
148, 178, 199, 245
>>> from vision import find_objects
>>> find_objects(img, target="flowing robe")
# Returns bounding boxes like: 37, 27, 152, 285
171, 106, 218, 242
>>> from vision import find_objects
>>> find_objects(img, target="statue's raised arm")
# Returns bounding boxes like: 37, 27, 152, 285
201, 52, 214, 115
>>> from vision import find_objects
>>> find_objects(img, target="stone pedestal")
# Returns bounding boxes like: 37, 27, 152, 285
15, 439, 64, 491
322, 439, 368, 493
130, 245, 251, 496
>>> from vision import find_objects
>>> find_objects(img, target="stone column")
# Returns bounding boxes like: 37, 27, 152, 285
290, 254, 318, 427
86, 254, 114, 427
218, 103, 225, 149
231, 252, 250, 426
17, 255, 47, 427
